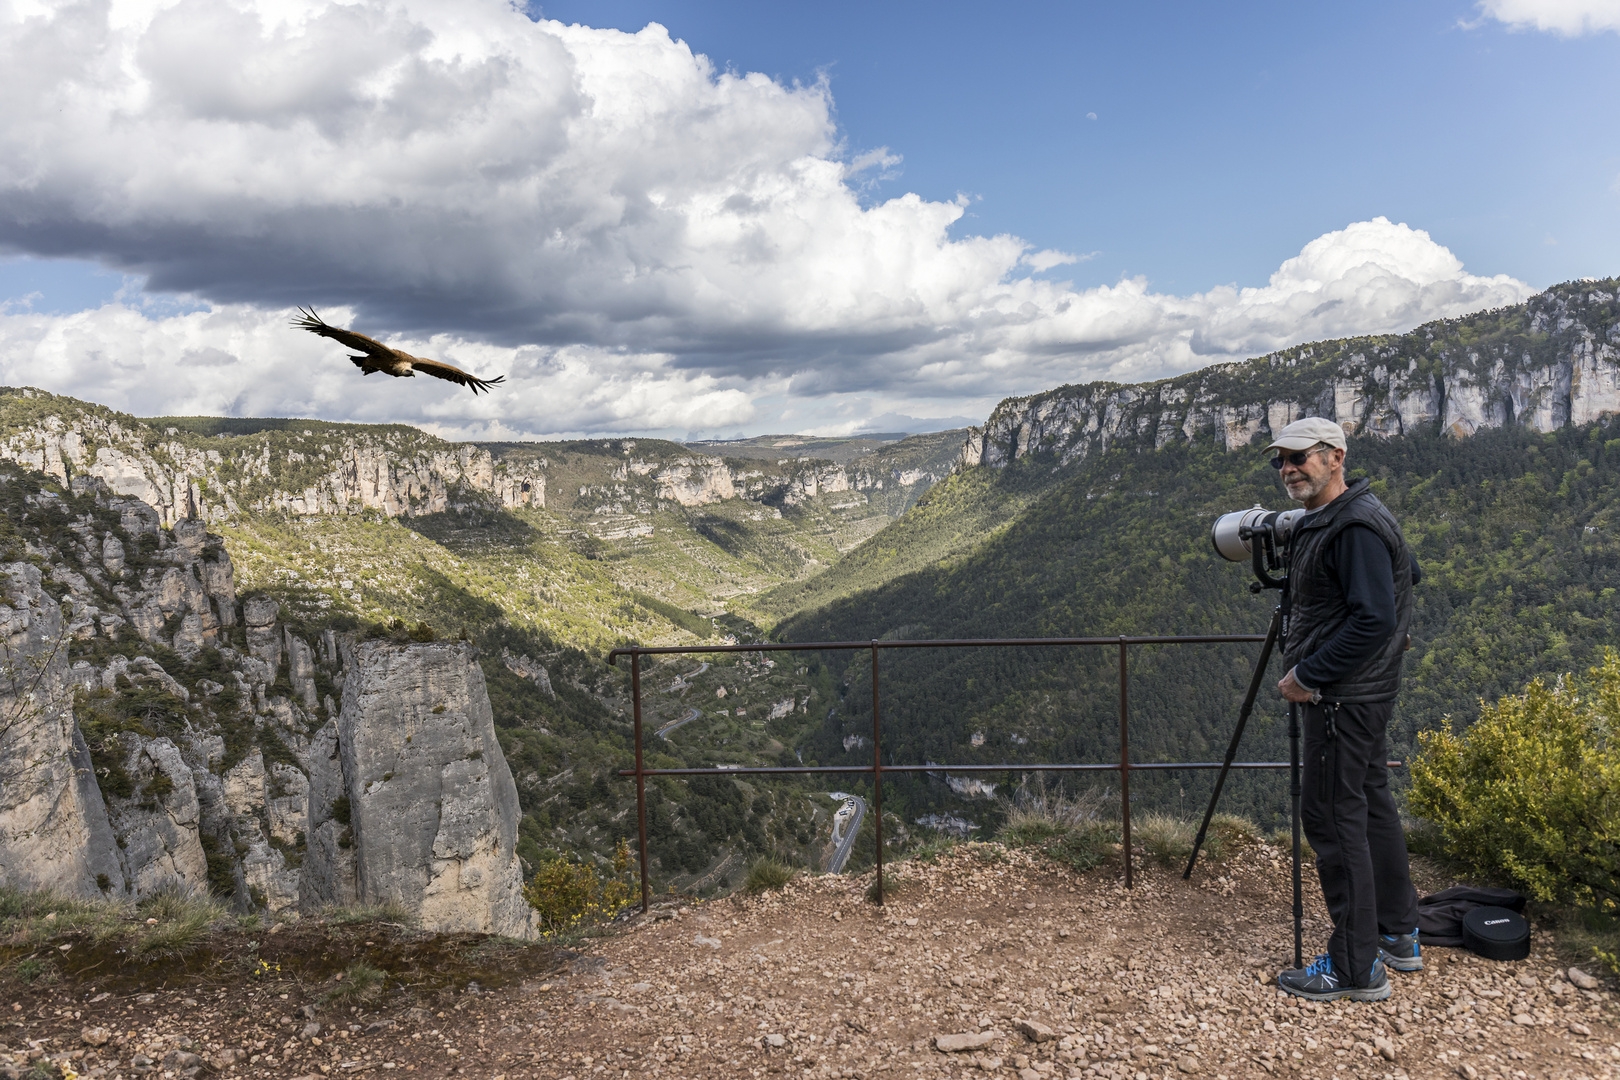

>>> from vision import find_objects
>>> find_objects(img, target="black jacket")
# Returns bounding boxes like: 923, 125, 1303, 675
1281, 478, 1415, 703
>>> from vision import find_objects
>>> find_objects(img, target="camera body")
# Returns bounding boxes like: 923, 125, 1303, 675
1210, 504, 1306, 591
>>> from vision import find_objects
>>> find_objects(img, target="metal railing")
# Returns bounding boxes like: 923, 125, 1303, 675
609, 632, 1318, 909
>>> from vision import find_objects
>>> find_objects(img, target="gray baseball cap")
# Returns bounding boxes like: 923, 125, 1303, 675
1264, 417, 1347, 453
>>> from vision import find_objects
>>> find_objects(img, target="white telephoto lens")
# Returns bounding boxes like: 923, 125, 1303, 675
1210, 506, 1268, 562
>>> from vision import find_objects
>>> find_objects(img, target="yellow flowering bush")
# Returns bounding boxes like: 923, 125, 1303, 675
522, 839, 637, 936
1409, 649, 1619, 913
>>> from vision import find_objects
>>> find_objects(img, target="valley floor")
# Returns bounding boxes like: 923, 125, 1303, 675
5, 844, 1616, 1080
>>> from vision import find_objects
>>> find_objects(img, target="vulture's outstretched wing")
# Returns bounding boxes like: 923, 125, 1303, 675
292, 306, 506, 394
409, 357, 508, 395
291, 307, 394, 361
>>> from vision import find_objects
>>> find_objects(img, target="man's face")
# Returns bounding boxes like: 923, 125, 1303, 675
1278, 444, 1342, 504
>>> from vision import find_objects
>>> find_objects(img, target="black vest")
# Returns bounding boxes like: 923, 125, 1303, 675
1282, 478, 1414, 704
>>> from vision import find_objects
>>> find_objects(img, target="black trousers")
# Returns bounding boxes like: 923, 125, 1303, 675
1300, 699, 1419, 985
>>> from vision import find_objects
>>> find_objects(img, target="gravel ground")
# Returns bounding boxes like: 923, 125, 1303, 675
3, 841, 1615, 1080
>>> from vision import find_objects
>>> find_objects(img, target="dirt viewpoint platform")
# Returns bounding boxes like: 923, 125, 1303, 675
5, 842, 1617, 1080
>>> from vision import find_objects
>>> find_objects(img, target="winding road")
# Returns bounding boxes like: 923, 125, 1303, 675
823, 795, 866, 873
656, 707, 701, 739
655, 664, 711, 739
668, 662, 710, 691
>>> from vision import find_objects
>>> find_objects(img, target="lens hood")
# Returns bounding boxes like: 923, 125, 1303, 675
1210, 506, 1307, 562
1210, 506, 1268, 561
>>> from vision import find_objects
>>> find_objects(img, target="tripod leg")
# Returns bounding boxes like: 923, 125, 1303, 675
1185, 607, 1281, 879
1290, 700, 1303, 970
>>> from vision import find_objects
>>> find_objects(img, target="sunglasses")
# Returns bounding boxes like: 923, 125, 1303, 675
1269, 445, 1328, 470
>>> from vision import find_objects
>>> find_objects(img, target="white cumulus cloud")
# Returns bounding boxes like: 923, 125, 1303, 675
0, 0, 1535, 438
1477, 0, 1620, 34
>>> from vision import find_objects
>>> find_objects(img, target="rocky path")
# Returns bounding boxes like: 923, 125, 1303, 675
527, 844, 1617, 1080
4, 841, 1615, 1080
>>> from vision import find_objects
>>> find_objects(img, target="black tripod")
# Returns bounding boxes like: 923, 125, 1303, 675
1184, 551, 1305, 968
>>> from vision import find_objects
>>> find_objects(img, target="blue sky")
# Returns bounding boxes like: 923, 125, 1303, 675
530, 0, 1619, 292
0, 0, 1613, 437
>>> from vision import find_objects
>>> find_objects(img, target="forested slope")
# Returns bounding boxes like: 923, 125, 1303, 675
768, 280, 1620, 829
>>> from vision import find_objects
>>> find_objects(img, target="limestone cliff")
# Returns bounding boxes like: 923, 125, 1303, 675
570, 450, 948, 519
956, 279, 1620, 470
0, 464, 536, 931
304, 641, 535, 938
0, 392, 953, 547
0, 563, 123, 898
0, 395, 544, 528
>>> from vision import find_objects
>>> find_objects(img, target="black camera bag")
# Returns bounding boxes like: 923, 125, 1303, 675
1417, 885, 1527, 950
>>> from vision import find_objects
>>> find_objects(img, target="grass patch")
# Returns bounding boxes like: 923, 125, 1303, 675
998, 786, 1256, 873
1001, 819, 1064, 848
1556, 907, 1620, 979
863, 869, 914, 904
323, 901, 418, 927
0, 886, 128, 947
1199, 813, 1260, 863
1046, 822, 1117, 873
1266, 827, 1317, 863
130, 886, 224, 960
1133, 813, 1194, 866
21, 1058, 59, 1080
902, 837, 959, 865
535, 926, 591, 949
997, 779, 1119, 873
320, 962, 387, 1004
1002, 779, 1109, 830
966, 843, 1008, 865
742, 857, 796, 895
11, 957, 51, 984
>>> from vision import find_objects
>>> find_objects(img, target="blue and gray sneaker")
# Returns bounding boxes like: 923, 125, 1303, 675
1278, 954, 1392, 1002
1379, 928, 1423, 972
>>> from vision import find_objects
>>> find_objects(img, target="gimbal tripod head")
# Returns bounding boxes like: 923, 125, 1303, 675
1210, 505, 1307, 592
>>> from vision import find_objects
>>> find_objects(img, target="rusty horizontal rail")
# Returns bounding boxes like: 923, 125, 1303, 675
607, 633, 1267, 662
619, 761, 1398, 776
609, 632, 1391, 910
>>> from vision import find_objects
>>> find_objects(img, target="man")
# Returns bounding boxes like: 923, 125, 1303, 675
1267, 416, 1421, 1003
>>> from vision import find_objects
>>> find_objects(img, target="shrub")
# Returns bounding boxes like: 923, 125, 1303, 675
522, 840, 636, 936
1409, 650, 1620, 913
12, 958, 48, 984
200, 834, 236, 897
742, 858, 796, 895
321, 962, 386, 1004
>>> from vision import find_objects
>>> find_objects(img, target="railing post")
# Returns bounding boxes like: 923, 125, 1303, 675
1118, 636, 1132, 889
631, 651, 650, 913
871, 641, 884, 905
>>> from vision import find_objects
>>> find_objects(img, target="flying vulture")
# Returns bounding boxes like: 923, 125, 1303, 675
292, 307, 506, 395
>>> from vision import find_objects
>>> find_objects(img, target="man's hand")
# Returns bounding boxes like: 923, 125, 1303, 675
1278, 667, 1316, 703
